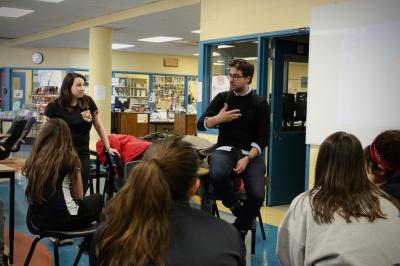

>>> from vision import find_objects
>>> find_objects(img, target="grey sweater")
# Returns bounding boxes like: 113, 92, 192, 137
277, 192, 400, 266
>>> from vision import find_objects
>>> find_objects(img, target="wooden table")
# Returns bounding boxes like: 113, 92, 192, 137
0, 163, 16, 265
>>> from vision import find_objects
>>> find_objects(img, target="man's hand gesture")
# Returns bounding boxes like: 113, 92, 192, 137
216, 103, 241, 124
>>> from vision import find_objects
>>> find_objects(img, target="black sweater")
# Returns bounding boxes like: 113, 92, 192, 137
197, 90, 270, 151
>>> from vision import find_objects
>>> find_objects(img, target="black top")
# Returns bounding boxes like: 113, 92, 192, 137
90, 201, 246, 266
382, 171, 400, 201
29, 166, 80, 230
197, 90, 270, 151
45, 96, 98, 157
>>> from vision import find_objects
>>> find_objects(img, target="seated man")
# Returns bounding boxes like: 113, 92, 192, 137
197, 59, 270, 238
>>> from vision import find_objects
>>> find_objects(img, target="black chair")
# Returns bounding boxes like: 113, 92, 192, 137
105, 152, 125, 198
11, 117, 36, 152
104, 152, 141, 199
199, 173, 267, 255
282, 93, 296, 129
295, 92, 307, 127
88, 150, 107, 195
24, 209, 98, 266
0, 118, 26, 160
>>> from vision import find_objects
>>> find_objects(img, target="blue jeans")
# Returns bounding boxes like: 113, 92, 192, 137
209, 149, 266, 231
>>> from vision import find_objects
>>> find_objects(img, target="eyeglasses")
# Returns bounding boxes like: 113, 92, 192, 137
226, 74, 244, 80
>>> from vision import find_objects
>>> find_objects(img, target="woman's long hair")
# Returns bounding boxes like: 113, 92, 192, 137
56, 72, 89, 113
364, 130, 400, 183
96, 137, 200, 266
307, 131, 400, 224
24, 118, 81, 204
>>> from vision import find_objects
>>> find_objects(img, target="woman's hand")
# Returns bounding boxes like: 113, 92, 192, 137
107, 147, 120, 156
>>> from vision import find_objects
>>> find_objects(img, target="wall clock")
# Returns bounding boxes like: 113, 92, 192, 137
32, 52, 44, 64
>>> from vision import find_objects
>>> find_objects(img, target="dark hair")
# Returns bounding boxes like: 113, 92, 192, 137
364, 130, 400, 183
24, 118, 81, 204
306, 131, 400, 224
229, 58, 255, 84
96, 137, 200, 266
56, 72, 89, 113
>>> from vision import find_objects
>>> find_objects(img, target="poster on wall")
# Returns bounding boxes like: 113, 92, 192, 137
211, 75, 230, 100
94, 85, 105, 100
13, 89, 23, 98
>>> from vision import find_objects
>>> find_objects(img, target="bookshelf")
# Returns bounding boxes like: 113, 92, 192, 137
112, 73, 149, 111
151, 75, 185, 111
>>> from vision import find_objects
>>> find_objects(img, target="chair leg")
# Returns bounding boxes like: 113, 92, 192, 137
24, 237, 41, 266
251, 228, 256, 255
53, 239, 60, 266
258, 214, 267, 240
72, 244, 85, 266
212, 201, 220, 218
89, 179, 94, 195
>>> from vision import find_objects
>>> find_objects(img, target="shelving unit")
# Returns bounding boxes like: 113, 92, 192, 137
112, 74, 149, 110
30, 86, 59, 114
151, 75, 185, 111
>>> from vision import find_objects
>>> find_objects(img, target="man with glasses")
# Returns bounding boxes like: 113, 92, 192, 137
197, 59, 269, 239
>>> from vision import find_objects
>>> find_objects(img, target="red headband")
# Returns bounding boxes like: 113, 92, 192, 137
369, 138, 400, 171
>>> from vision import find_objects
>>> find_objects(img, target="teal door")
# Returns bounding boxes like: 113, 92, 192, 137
267, 39, 309, 206
11, 72, 26, 110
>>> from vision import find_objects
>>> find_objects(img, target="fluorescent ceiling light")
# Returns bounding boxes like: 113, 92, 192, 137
112, 43, 135, 49
213, 63, 224, 66
191, 30, 201, 34
241, 57, 258, 61
253, 41, 258, 44
138, 36, 182, 43
36, 0, 64, 2
218, 45, 234, 49
217, 60, 224, 63
213, 52, 220, 56
193, 53, 199, 56
0, 7, 34, 17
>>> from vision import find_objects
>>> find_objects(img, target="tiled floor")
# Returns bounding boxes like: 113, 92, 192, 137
1, 146, 287, 266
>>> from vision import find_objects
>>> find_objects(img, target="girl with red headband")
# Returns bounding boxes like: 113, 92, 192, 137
364, 130, 400, 200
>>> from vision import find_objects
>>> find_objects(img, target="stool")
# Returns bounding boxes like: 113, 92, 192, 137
199, 172, 267, 255
24, 209, 98, 266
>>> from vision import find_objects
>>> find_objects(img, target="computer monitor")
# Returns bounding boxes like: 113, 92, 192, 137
115, 97, 130, 111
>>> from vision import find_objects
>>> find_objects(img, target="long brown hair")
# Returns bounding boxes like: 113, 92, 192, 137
307, 131, 400, 224
96, 137, 200, 266
24, 118, 81, 204
364, 130, 400, 183
56, 72, 89, 113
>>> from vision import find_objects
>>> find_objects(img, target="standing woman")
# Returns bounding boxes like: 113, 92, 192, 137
45, 72, 118, 192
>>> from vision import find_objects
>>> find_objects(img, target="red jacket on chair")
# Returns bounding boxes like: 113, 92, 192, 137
96, 134, 152, 164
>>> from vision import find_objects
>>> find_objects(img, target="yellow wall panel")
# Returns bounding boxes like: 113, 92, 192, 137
200, 0, 346, 40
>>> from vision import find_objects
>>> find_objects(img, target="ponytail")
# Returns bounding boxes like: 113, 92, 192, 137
97, 159, 171, 266
96, 137, 200, 266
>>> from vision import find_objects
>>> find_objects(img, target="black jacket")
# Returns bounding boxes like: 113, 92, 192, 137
90, 201, 246, 266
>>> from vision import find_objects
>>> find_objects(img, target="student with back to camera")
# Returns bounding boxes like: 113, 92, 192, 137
364, 130, 400, 201
277, 132, 400, 266
24, 118, 103, 233
91, 137, 246, 266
